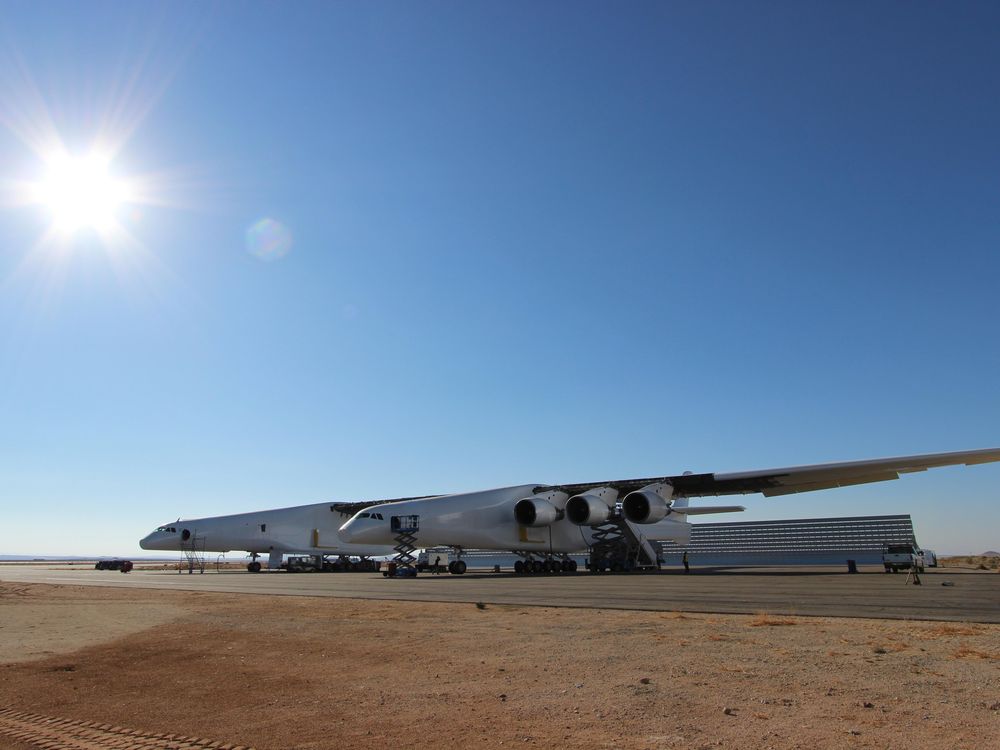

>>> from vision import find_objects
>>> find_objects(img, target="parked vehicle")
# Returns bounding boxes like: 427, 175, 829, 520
382, 561, 417, 578
415, 550, 450, 573
922, 549, 938, 567
284, 556, 321, 573
883, 544, 924, 573
95, 559, 128, 571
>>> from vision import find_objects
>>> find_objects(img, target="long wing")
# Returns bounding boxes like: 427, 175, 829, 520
552, 447, 1000, 499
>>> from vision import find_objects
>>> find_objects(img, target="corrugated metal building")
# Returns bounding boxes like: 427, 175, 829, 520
658, 514, 917, 565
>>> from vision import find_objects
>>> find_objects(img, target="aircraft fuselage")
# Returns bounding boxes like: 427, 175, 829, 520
338, 484, 691, 553
139, 502, 395, 560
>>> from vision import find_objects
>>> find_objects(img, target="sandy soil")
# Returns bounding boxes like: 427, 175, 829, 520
0, 582, 997, 750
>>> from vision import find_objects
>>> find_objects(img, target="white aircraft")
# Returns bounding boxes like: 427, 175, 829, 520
139, 503, 398, 571
338, 448, 1000, 574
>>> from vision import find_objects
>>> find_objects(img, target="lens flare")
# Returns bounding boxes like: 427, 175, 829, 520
245, 217, 293, 261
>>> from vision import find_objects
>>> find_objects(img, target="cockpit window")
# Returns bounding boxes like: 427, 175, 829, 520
155, 526, 177, 533
359, 512, 370, 518
374, 513, 384, 520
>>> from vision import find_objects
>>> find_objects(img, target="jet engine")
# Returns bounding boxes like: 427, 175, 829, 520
622, 482, 674, 524
514, 490, 567, 527
565, 487, 619, 526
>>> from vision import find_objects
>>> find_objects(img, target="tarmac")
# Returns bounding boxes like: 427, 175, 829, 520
2, 563, 998, 622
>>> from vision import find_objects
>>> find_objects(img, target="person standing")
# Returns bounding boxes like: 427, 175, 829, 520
682, 550, 689, 574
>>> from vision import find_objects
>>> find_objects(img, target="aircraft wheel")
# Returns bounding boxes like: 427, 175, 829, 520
569, 560, 578, 572
531, 560, 544, 575
545, 560, 556, 574
514, 560, 525, 575
248, 561, 262, 573
452, 560, 467, 575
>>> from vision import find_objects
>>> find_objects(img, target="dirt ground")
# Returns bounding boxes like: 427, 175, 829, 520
0, 582, 997, 750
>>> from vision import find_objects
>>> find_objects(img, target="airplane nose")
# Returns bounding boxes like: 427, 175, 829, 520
338, 517, 377, 544
139, 532, 165, 550
338, 519, 358, 542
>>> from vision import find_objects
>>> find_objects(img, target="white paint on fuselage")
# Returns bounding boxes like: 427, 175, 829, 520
139, 502, 394, 558
338, 484, 692, 553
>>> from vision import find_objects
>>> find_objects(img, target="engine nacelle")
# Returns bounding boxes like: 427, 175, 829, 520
514, 498, 560, 526
622, 483, 675, 524
565, 486, 618, 526
513, 490, 567, 527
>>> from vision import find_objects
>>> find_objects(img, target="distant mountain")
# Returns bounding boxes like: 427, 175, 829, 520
982, 551, 1000, 557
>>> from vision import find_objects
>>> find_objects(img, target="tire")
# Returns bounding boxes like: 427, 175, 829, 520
248, 561, 262, 573
569, 560, 578, 572
514, 560, 525, 575
531, 560, 543, 575
453, 560, 467, 575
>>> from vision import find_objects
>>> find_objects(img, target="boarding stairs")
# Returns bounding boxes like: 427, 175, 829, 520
180, 534, 206, 574
589, 514, 659, 571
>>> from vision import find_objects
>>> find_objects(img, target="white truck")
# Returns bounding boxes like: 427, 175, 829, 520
415, 550, 451, 573
882, 544, 925, 573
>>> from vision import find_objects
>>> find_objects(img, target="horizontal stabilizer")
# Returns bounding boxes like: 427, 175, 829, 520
672, 505, 745, 515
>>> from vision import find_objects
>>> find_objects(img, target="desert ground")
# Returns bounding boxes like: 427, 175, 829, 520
0, 578, 998, 750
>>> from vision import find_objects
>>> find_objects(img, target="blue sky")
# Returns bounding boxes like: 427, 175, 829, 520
1, 2, 998, 556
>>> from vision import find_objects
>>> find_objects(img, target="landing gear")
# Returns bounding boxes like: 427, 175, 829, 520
247, 553, 262, 573
513, 554, 577, 575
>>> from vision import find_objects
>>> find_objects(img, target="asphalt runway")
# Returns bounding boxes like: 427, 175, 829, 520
3, 563, 998, 622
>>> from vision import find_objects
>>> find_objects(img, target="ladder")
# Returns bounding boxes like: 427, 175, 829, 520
180, 534, 206, 574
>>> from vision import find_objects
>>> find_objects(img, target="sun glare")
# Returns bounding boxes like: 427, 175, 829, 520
34, 151, 131, 234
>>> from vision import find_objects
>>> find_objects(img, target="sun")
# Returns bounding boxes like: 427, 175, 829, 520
33, 150, 132, 234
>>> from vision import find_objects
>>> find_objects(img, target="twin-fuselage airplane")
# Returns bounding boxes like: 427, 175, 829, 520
141, 448, 1000, 573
